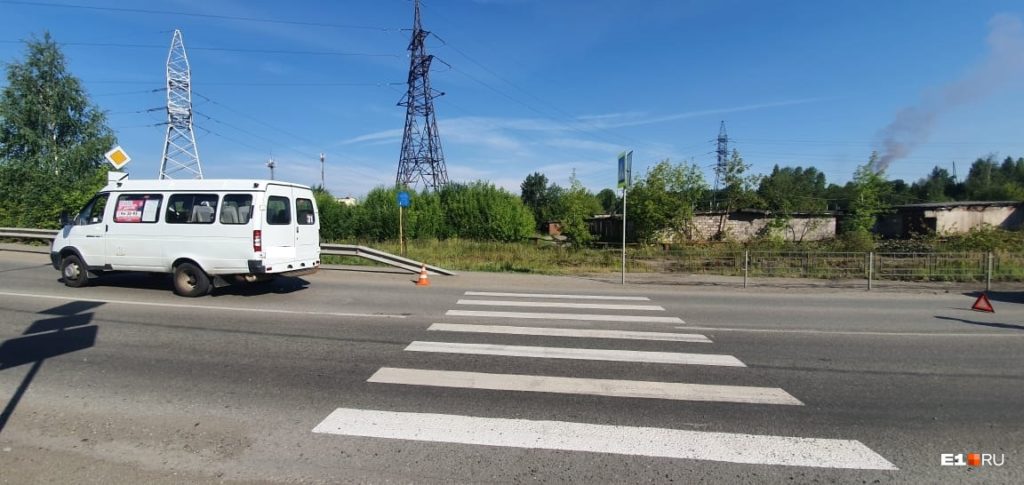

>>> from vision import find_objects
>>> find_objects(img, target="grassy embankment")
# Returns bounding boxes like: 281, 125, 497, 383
321, 228, 1024, 281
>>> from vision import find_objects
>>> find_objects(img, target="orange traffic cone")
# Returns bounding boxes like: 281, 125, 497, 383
416, 264, 430, 287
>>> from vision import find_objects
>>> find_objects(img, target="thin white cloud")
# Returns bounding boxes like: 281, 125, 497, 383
593, 98, 830, 129
339, 128, 404, 145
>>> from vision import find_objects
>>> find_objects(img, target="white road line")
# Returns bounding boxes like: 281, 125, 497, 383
676, 325, 1024, 337
312, 408, 897, 470
447, 310, 684, 324
457, 299, 665, 311
368, 368, 801, 405
404, 341, 745, 367
0, 291, 407, 319
465, 291, 650, 301
428, 323, 711, 343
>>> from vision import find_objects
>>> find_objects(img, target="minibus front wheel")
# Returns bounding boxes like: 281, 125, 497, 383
173, 262, 211, 297
60, 254, 88, 288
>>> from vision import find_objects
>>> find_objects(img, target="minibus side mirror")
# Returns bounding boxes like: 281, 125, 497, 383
59, 211, 71, 227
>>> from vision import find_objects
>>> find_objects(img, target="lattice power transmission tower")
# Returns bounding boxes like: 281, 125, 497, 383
159, 29, 203, 179
712, 120, 730, 208
396, 0, 448, 190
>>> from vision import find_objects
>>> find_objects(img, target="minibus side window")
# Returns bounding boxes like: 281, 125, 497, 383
166, 194, 219, 224
114, 194, 163, 223
76, 194, 109, 225
296, 198, 315, 225
266, 196, 291, 225
220, 194, 253, 224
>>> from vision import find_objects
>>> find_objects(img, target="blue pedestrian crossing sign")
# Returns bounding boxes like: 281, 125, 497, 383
397, 191, 411, 208
617, 150, 633, 189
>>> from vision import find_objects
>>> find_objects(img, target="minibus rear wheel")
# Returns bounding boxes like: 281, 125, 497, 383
173, 262, 211, 297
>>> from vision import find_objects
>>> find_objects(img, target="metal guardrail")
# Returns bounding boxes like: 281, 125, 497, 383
320, 244, 455, 276
0, 228, 58, 239
0, 227, 456, 276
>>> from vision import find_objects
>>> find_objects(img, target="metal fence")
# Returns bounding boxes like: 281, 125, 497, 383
634, 250, 1024, 289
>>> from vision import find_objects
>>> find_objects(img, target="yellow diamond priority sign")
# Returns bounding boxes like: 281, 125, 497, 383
104, 146, 131, 170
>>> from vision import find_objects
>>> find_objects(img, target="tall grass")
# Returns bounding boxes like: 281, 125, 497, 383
322, 238, 644, 275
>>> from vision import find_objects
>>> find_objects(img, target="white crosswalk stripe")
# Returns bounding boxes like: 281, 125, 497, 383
428, 323, 712, 343
404, 341, 746, 366
456, 299, 665, 311
465, 291, 651, 301
446, 309, 684, 324
313, 408, 898, 470
369, 367, 802, 405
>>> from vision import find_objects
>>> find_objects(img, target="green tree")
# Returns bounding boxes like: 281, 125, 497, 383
520, 172, 569, 230
520, 172, 548, 227
912, 166, 958, 202
0, 32, 115, 227
844, 152, 890, 237
559, 175, 602, 246
964, 156, 1024, 200
716, 149, 761, 213
312, 187, 347, 242
442, 181, 534, 241
596, 188, 618, 214
757, 165, 828, 213
629, 159, 707, 243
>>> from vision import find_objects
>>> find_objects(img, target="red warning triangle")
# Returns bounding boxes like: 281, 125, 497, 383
971, 293, 994, 313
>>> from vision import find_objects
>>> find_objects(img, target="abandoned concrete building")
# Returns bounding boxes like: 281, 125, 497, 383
875, 201, 1024, 238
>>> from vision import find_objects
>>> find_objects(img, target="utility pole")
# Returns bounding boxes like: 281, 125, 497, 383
266, 157, 276, 180
320, 152, 325, 189
159, 29, 203, 179
396, 0, 449, 190
712, 121, 729, 209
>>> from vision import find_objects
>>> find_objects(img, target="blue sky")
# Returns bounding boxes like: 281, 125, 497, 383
2, 0, 1024, 198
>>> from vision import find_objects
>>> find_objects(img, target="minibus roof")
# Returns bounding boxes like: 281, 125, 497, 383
101, 179, 312, 192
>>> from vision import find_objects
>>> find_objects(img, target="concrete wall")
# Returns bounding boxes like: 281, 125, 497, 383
661, 213, 836, 243
878, 204, 1024, 238
932, 205, 1024, 234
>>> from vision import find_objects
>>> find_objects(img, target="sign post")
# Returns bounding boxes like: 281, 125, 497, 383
617, 150, 632, 285
397, 191, 411, 257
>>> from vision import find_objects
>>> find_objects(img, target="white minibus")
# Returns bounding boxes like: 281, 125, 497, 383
51, 177, 321, 296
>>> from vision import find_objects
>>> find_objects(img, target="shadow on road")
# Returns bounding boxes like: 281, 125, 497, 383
79, 272, 309, 297
0, 301, 101, 434
962, 290, 1024, 304
934, 315, 1024, 331
212, 277, 310, 297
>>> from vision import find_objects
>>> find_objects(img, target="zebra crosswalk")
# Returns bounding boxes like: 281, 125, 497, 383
313, 290, 897, 471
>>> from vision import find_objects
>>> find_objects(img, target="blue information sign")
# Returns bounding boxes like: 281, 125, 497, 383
397, 191, 411, 208
617, 150, 632, 189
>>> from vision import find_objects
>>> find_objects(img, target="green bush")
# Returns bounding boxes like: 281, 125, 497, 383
316, 181, 535, 243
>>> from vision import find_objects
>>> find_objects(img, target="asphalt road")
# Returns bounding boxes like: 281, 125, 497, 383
1, 247, 1022, 484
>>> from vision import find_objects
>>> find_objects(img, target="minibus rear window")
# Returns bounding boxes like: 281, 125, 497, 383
220, 194, 253, 224
296, 198, 315, 225
166, 194, 219, 224
267, 196, 291, 225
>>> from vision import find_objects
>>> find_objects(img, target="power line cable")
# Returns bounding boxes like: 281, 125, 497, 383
0, 39, 399, 57
419, 0, 653, 149
0, 1, 400, 31
192, 102, 385, 182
